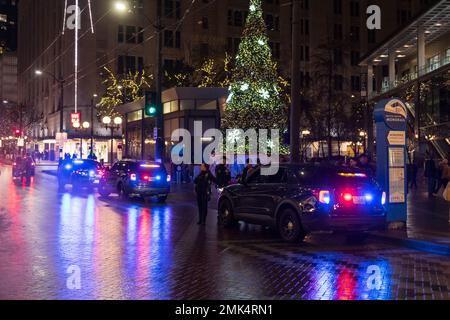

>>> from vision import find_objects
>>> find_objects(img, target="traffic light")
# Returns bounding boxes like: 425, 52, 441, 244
14, 129, 21, 137
145, 91, 160, 117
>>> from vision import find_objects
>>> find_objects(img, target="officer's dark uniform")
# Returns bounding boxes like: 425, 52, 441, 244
194, 170, 216, 225
215, 164, 231, 188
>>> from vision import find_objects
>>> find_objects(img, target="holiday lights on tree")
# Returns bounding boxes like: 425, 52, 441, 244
97, 67, 153, 120
222, 0, 286, 132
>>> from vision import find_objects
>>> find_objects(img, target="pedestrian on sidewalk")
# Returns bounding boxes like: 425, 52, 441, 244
194, 163, 216, 226
443, 180, 450, 223
424, 151, 437, 197
240, 159, 254, 183
407, 159, 418, 191
215, 156, 231, 189
435, 159, 450, 194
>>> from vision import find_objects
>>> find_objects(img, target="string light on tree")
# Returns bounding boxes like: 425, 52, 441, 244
240, 83, 249, 91
259, 88, 269, 99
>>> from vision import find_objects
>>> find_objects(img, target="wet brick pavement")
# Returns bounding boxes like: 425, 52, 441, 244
0, 165, 449, 300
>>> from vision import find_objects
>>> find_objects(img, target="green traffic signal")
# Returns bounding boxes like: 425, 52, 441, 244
145, 91, 159, 117
148, 106, 156, 115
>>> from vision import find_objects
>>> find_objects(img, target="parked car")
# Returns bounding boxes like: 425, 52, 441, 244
217, 164, 386, 242
57, 159, 104, 191
98, 160, 170, 203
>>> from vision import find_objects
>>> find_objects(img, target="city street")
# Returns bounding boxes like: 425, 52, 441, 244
0, 164, 449, 300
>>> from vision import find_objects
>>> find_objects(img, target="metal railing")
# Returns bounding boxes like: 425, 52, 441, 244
376, 50, 450, 96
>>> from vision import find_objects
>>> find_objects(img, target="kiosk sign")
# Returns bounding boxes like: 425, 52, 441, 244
374, 98, 408, 224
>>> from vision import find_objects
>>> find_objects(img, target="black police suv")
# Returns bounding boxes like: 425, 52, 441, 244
57, 159, 104, 191
98, 160, 170, 203
217, 164, 387, 242
12, 156, 35, 184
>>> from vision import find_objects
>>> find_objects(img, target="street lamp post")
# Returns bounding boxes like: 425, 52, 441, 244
102, 116, 123, 165
91, 94, 98, 157
73, 121, 91, 159
114, 0, 164, 161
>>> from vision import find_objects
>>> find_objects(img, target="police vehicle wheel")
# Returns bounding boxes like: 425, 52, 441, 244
218, 200, 236, 228
157, 195, 168, 203
98, 185, 111, 197
278, 208, 306, 243
58, 178, 66, 191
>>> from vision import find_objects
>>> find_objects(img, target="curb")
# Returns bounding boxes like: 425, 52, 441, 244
368, 232, 450, 256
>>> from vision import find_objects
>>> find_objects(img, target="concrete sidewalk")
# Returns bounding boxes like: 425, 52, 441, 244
370, 181, 450, 255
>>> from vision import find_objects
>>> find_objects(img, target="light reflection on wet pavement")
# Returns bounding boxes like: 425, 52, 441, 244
0, 166, 449, 300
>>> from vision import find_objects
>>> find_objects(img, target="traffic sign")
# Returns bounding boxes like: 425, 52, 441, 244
387, 131, 406, 146
71, 112, 81, 128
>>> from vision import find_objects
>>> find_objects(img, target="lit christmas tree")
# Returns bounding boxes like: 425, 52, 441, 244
222, 0, 286, 132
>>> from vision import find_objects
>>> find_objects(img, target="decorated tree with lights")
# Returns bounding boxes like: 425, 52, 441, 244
97, 67, 153, 120
222, 0, 286, 132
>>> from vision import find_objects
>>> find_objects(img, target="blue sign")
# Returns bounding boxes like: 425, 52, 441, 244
374, 98, 408, 224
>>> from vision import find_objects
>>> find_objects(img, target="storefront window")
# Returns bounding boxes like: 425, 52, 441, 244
127, 110, 143, 122
163, 100, 179, 114
164, 102, 171, 114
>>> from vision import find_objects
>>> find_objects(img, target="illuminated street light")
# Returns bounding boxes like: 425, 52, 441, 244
114, 1, 128, 13
302, 130, 311, 136
35, 70, 43, 75
82, 121, 90, 129
114, 117, 123, 126
102, 116, 112, 125
102, 116, 123, 165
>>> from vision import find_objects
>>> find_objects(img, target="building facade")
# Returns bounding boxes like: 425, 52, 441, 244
0, 52, 17, 104
17, 0, 281, 162
360, 0, 450, 159
0, 0, 17, 54
17, 0, 440, 161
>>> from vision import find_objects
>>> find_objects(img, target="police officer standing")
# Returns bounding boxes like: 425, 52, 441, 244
215, 156, 231, 188
194, 163, 216, 225
240, 159, 253, 183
